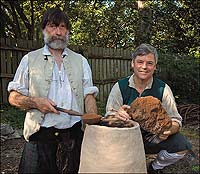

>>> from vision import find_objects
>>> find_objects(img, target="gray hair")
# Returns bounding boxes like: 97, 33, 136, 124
132, 43, 158, 64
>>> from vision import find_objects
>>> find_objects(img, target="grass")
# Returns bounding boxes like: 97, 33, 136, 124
0, 104, 26, 129
180, 127, 199, 139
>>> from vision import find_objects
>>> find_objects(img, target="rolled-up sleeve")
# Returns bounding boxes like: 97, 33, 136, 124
105, 83, 123, 116
82, 57, 99, 98
7, 55, 29, 96
162, 84, 182, 127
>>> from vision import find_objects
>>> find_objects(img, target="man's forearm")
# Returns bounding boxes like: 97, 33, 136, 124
84, 94, 98, 114
8, 91, 37, 110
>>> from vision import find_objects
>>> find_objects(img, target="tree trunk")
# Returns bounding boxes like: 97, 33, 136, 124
135, 2, 152, 46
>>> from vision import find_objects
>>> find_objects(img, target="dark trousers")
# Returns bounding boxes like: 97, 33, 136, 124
144, 132, 192, 154
18, 121, 83, 174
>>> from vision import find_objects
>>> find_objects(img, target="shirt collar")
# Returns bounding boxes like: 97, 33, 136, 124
128, 74, 153, 90
42, 44, 68, 57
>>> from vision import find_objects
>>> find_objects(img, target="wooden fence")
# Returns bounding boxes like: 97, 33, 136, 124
0, 38, 132, 104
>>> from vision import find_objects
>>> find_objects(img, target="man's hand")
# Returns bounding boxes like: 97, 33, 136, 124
115, 105, 131, 121
8, 91, 59, 114
33, 97, 60, 114
159, 121, 180, 140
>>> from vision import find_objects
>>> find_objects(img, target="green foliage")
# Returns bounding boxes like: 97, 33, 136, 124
1, 0, 199, 57
1, 0, 199, 104
150, 0, 199, 58
0, 104, 26, 129
67, 0, 138, 48
156, 53, 200, 104
97, 100, 106, 116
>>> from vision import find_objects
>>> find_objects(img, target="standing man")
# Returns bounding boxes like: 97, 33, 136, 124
106, 43, 192, 174
8, 7, 98, 173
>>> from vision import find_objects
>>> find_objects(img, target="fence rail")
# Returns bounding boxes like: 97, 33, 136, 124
0, 38, 132, 104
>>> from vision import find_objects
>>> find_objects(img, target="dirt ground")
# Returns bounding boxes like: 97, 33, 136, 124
1, 128, 199, 174
1, 138, 24, 173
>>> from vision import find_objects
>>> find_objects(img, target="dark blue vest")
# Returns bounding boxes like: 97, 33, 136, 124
118, 76, 165, 105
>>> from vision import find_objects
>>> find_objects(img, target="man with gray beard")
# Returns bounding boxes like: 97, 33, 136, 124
7, 7, 98, 173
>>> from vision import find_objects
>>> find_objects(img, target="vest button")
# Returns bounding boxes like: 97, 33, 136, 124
54, 132, 59, 136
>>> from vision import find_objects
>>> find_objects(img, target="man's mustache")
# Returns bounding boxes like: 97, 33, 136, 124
50, 36, 66, 41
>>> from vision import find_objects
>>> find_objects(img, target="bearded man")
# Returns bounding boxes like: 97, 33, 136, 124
7, 7, 98, 173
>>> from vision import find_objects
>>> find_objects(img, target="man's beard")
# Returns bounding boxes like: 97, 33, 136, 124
43, 30, 69, 50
